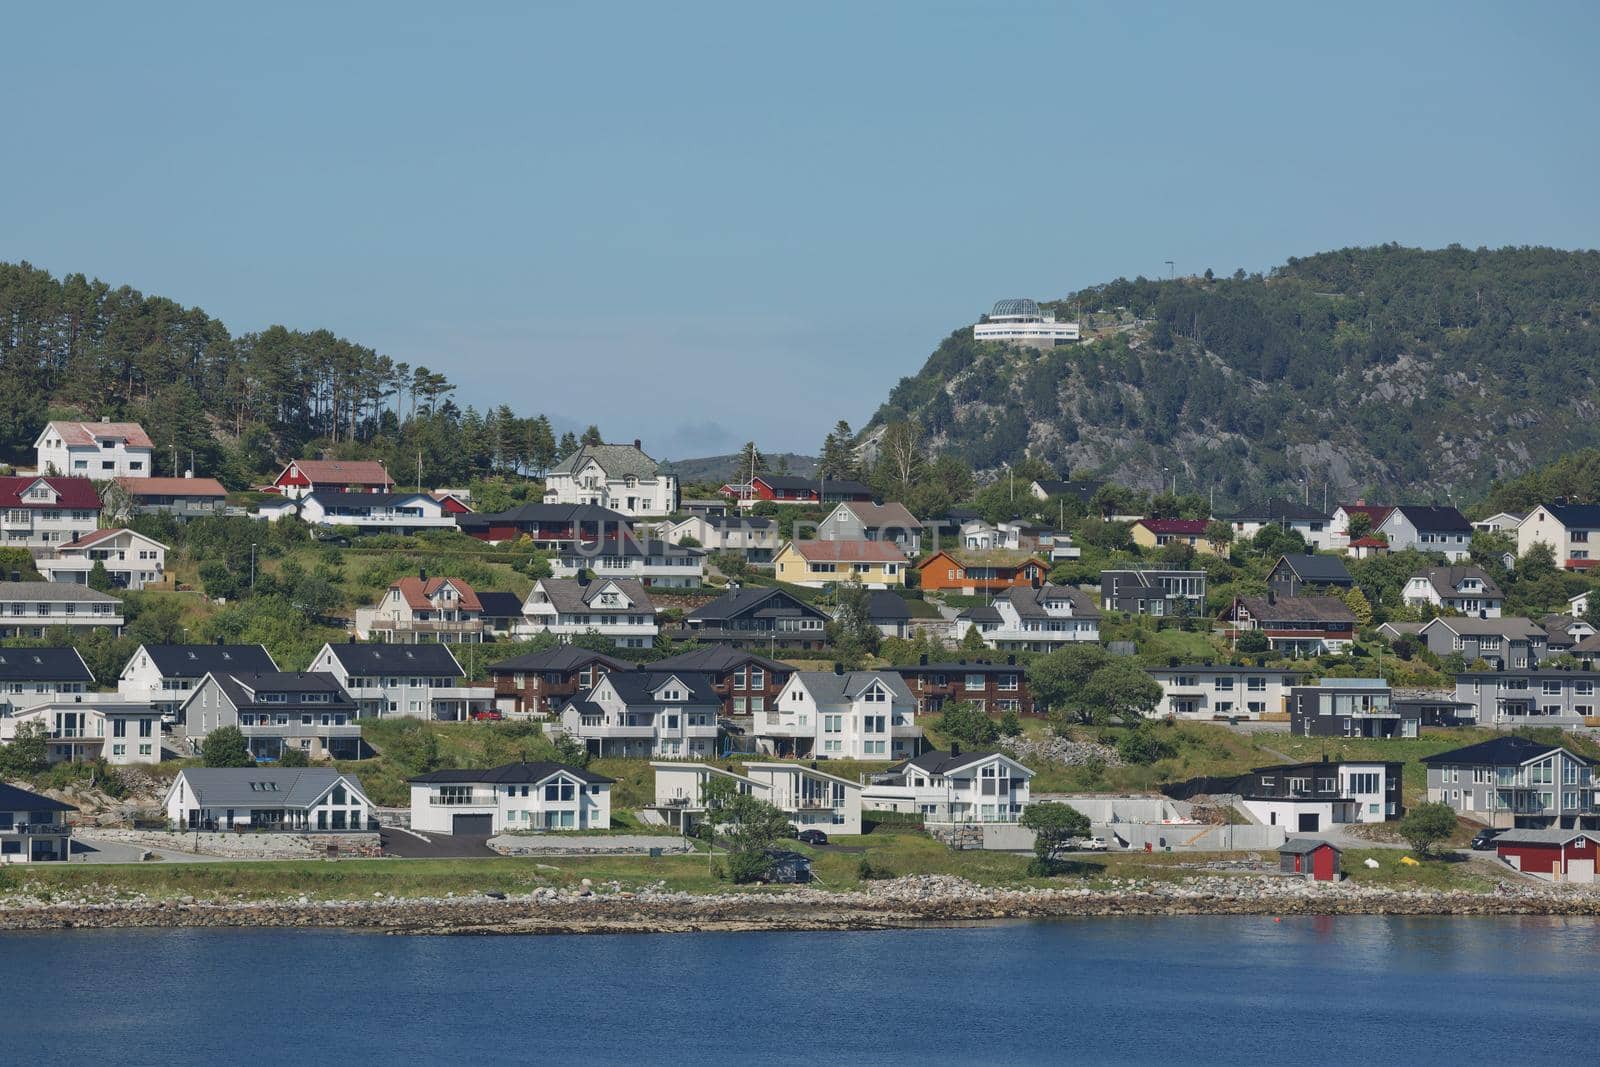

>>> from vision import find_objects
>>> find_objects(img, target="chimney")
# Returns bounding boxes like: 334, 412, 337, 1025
634, 439, 642, 451
101, 415, 110, 423
215, 636, 224, 646
833, 662, 844, 675
419, 568, 428, 583
348, 635, 356, 644
1267, 590, 1276, 605
919, 654, 928, 666
950, 741, 961, 757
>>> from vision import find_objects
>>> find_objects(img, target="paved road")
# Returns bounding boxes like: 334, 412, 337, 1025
68, 836, 256, 864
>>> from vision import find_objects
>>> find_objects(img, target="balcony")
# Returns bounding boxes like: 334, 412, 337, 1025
427, 793, 498, 806
430, 686, 496, 701
386, 619, 486, 636
572, 722, 657, 739
0, 822, 68, 835
239, 722, 361, 738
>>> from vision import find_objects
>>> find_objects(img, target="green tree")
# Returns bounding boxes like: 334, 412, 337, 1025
581, 424, 603, 446
818, 419, 857, 480
1236, 629, 1270, 654
1398, 801, 1457, 857
86, 559, 115, 593
1204, 520, 1235, 552
201, 726, 254, 768
1585, 595, 1600, 631
1019, 801, 1091, 874
935, 701, 999, 746
554, 734, 591, 769
1029, 644, 1111, 717
277, 746, 310, 768
826, 581, 880, 665
1342, 586, 1374, 626
1072, 658, 1164, 727
1117, 724, 1176, 764
960, 625, 988, 652
0, 720, 49, 774
1346, 512, 1374, 540
998, 709, 1022, 737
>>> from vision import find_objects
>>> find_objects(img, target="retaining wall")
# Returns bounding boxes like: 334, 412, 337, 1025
83, 828, 383, 859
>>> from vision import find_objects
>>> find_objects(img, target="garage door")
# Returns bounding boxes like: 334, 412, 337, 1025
1297, 813, 1320, 833
451, 814, 493, 835
1568, 858, 1595, 884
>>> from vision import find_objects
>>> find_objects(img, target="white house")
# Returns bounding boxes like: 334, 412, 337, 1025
118, 643, 278, 717
551, 537, 705, 588
1374, 505, 1474, 562
35, 420, 153, 478
409, 762, 614, 835
0, 476, 102, 548
658, 514, 780, 562
953, 584, 1101, 652
353, 575, 489, 644
1240, 761, 1399, 828
559, 670, 721, 759
0, 647, 94, 716
1225, 499, 1334, 551
1573, 591, 1591, 619
298, 491, 457, 533
817, 501, 924, 555
0, 699, 161, 765
1518, 503, 1600, 571
649, 761, 864, 835
36, 528, 168, 590
0, 584, 123, 639
1473, 512, 1526, 535
0, 782, 75, 862
542, 441, 678, 518
862, 748, 1034, 824
1401, 566, 1504, 617
518, 577, 658, 650
757, 670, 920, 760
307, 641, 494, 722
163, 768, 373, 831
1146, 665, 1302, 720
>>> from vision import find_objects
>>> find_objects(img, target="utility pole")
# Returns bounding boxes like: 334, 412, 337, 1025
250, 543, 257, 589
1165, 260, 1175, 280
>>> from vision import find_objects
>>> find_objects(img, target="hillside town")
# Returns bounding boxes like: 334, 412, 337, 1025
1, 412, 1598, 890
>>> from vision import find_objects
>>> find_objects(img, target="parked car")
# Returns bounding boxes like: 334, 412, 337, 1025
470, 709, 504, 721
1471, 828, 1504, 851
1070, 836, 1109, 852
795, 829, 829, 846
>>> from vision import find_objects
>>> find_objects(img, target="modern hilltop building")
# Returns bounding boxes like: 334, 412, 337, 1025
972, 299, 1080, 348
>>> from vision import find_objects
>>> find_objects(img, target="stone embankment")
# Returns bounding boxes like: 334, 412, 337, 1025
81, 829, 383, 859
4, 875, 1600, 935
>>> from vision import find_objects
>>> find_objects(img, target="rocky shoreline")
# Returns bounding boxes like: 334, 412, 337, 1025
5, 875, 1600, 935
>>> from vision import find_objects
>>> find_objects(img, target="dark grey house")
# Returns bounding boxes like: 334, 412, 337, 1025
1267, 554, 1353, 598
1417, 616, 1550, 670
1423, 736, 1598, 828
1288, 678, 1417, 738
1452, 667, 1600, 727
1100, 569, 1207, 617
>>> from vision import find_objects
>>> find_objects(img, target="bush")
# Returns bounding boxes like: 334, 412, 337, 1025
278, 747, 310, 768
1117, 727, 1176, 765
856, 856, 894, 881
201, 726, 254, 768
998, 709, 1022, 737
935, 701, 999, 746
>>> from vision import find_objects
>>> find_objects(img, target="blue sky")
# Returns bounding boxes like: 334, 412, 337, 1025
3, 2, 1596, 459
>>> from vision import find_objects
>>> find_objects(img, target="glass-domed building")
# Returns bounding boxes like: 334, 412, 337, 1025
973, 298, 1081, 348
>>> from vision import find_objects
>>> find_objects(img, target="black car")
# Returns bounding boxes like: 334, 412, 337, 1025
1471, 828, 1504, 851
795, 829, 829, 846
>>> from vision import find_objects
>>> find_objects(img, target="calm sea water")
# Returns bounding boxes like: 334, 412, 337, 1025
7, 916, 1596, 1065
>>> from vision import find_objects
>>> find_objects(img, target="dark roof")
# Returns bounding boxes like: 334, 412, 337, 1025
1388, 505, 1472, 533
864, 590, 913, 621
456, 502, 631, 529
649, 646, 789, 675
1230, 595, 1356, 624
959, 605, 1003, 623
556, 538, 703, 561
1033, 479, 1103, 502
1418, 567, 1504, 601
1545, 503, 1600, 527
1273, 554, 1353, 584
139, 644, 277, 678
0, 647, 92, 683
211, 672, 356, 712
1279, 838, 1338, 855
320, 642, 463, 676
0, 782, 76, 813
487, 646, 631, 674
1228, 497, 1331, 523
1147, 664, 1302, 676
602, 670, 720, 706
893, 749, 1004, 775
475, 591, 526, 618
1421, 736, 1595, 767
701, 515, 776, 530
410, 762, 612, 786
686, 587, 828, 624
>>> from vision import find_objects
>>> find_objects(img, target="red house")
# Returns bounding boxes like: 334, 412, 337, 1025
717, 475, 872, 506
273, 459, 394, 499
1278, 838, 1341, 881
1495, 829, 1600, 883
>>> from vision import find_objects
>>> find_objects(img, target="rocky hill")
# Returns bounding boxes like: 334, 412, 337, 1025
868, 245, 1600, 505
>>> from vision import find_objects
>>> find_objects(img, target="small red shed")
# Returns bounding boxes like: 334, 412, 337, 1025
1495, 829, 1600, 883
1278, 838, 1342, 882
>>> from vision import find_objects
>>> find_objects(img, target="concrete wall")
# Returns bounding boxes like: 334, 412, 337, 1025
85, 828, 382, 859
1104, 823, 1287, 851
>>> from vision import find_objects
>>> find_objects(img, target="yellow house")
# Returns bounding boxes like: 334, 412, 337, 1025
1131, 518, 1224, 556
774, 540, 907, 589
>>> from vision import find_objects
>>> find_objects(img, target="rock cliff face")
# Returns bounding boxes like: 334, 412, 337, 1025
869, 245, 1600, 505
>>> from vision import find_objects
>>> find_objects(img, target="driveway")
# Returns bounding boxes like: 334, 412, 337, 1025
379, 827, 498, 858
68, 835, 251, 864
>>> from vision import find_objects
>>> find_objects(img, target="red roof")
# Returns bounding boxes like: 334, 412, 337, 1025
789, 540, 906, 563
117, 476, 228, 498
1137, 518, 1210, 535
1339, 504, 1393, 525
392, 577, 482, 612
60, 528, 124, 550
1350, 536, 1389, 548
0, 476, 102, 510
278, 459, 393, 487
44, 420, 153, 448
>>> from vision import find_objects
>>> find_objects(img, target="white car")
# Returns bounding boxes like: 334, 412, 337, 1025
1070, 836, 1109, 852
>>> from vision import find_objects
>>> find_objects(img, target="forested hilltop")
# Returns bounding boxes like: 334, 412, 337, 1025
0, 261, 573, 490
869, 245, 1600, 505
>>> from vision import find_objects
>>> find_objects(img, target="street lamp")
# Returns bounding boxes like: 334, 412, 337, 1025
250, 543, 257, 589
